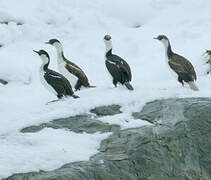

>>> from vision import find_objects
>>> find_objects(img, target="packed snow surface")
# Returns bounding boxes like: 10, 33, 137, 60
1, 0, 211, 178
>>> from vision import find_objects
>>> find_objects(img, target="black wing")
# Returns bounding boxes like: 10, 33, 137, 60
106, 54, 132, 83
169, 54, 197, 81
44, 69, 74, 96
63, 57, 83, 71
65, 63, 89, 86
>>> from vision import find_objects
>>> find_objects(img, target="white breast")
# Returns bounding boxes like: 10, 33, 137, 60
58, 62, 78, 88
40, 69, 57, 96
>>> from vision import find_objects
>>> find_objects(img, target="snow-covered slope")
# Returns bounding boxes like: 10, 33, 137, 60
1, 0, 211, 178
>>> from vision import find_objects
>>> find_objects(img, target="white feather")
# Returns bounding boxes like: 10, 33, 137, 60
188, 81, 199, 91
107, 60, 116, 65
104, 39, 112, 54
58, 62, 78, 88
39, 55, 57, 96
53, 42, 79, 88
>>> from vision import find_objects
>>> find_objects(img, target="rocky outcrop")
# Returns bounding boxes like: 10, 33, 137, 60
21, 114, 120, 134
0, 79, 8, 85
90, 104, 122, 116
0, 21, 23, 25
5, 98, 211, 180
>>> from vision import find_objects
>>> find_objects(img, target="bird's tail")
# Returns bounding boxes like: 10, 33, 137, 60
72, 94, 80, 99
188, 81, 199, 91
88, 85, 96, 88
124, 82, 134, 91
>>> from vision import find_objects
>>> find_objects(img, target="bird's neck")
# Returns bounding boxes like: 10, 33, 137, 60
163, 40, 173, 59
105, 40, 113, 57
54, 43, 65, 64
40, 56, 50, 71
106, 49, 112, 57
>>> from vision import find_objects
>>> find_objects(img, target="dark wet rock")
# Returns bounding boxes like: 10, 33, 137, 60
16, 22, 24, 25
0, 79, 8, 85
90, 104, 122, 116
133, 24, 141, 28
21, 114, 120, 134
0, 21, 23, 25
0, 21, 9, 25
5, 98, 211, 180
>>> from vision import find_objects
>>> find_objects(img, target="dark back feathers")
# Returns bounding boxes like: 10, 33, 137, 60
106, 54, 132, 84
44, 69, 74, 96
169, 53, 197, 81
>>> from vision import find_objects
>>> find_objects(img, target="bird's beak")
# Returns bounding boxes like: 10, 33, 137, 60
202, 50, 211, 56
202, 51, 207, 56
153, 37, 158, 40
45, 41, 50, 44
33, 50, 39, 54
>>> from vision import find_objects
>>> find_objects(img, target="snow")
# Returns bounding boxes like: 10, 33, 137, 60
0, 128, 109, 178
1, 0, 211, 178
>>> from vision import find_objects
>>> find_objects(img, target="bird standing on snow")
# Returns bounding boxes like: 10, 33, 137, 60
104, 35, 133, 90
154, 35, 199, 91
33, 49, 79, 101
45, 39, 95, 91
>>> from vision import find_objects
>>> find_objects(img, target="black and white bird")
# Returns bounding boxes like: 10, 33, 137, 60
33, 49, 79, 101
104, 35, 133, 90
154, 35, 199, 91
45, 39, 95, 91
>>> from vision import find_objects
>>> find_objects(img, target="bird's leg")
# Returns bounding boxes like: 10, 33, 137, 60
113, 79, 117, 88
46, 96, 63, 105
178, 76, 184, 86
75, 80, 82, 91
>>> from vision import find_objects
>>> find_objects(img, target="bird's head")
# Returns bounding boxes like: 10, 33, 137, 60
33, 49, 50, 62
154, 35, 170, 49
202, 49, 211, 56
45, 39, 61, 46
104, 35, 112, 41
104, 35, 112, 52
154, 35, 169, 42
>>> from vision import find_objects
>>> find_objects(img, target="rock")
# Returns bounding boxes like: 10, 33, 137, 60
0, 79, 8, 85
90, 104, 122, 116
21, 114, 120, 134
133, 24, 141, 28
5, 98, 211, 180
0, 21, 9, 25
0, 21, 23, 25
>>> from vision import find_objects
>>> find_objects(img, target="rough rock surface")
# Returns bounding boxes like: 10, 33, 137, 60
5, 98, 211, 180
90, 104, 122, 116
0, 79, 8, 85
21, 114, 120, 134
21, 104, 122, 134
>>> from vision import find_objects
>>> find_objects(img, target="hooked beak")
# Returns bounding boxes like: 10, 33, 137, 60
202, 50, 211, 56
45, 41, 50, 44
153, 37, 159, 40
33, 50, 39, 54
202, 51, 207, 56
